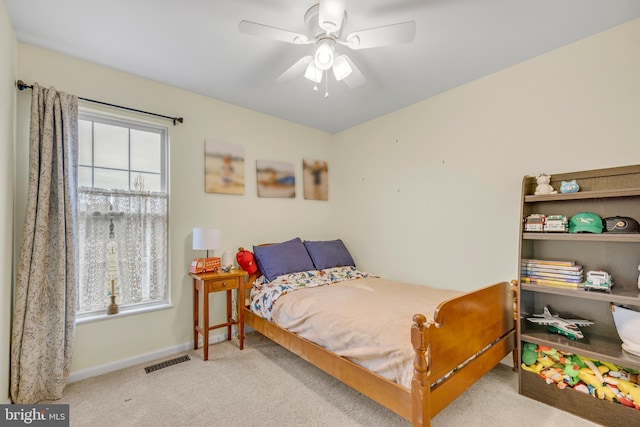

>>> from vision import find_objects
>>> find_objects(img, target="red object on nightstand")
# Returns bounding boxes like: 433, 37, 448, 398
236, 247, 257, 274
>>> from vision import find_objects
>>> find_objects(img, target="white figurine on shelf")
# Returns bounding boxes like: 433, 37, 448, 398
637, 264, 640, 290
534, 173, 558, 195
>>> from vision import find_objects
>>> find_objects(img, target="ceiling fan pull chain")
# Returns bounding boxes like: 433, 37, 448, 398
324, 71, 329, 98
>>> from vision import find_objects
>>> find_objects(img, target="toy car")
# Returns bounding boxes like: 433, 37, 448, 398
524, 214, 546, 232
584, 270, 613, 293
544, 215, 569, 232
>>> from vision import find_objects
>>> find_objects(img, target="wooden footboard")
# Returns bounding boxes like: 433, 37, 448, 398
242, 280, 516, 427
411, 281, 517, 426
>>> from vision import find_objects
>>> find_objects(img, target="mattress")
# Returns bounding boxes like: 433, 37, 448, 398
249, 266, 462, 388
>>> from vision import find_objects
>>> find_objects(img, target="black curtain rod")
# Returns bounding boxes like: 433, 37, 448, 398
16, 80, 184, 126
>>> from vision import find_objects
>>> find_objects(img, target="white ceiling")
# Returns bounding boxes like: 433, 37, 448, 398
6, 0, 640, 133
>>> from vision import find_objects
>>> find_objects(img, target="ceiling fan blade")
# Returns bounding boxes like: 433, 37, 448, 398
239, 20, 310, 44
341, 56, 366, 89
344, 21, 416, 50
319, 0, 347, 33
276, 56, 314, 83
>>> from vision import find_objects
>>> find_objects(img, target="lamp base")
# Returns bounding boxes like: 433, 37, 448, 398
107, 295, 119, 315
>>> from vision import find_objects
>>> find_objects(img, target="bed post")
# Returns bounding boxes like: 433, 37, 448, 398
411, 313, 431, 427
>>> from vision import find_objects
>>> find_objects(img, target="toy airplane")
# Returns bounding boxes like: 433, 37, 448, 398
527, 306, 594, 340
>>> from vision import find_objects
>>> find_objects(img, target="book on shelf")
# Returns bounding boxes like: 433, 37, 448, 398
521, 274, 583, 283
521, 259, 582, 271
520, 272, 584, 282
520, 267, 583, 277
521, 258, 575, 266
521, 276, 584, 288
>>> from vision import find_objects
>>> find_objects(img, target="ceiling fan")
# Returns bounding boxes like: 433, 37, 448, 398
239, 0, 416, 96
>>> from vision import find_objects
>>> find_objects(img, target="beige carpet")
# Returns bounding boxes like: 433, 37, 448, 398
47, 332, 599, 426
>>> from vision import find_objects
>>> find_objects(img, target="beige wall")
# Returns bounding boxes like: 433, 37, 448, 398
1, 1, 17, 403
10, 17, 640, 380
15, 44, 335, 374
333, 18, 640, 288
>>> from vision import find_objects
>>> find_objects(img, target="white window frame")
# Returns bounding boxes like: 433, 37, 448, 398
76, 110, 170, 322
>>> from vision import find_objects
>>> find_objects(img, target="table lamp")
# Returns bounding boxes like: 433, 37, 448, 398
191, 228, 223, 273
192, 228, 221, 258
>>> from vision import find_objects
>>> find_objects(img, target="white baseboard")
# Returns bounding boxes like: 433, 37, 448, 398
68, 331, 228, 383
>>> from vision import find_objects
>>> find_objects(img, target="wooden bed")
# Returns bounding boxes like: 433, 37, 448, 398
239, 266, 517, 427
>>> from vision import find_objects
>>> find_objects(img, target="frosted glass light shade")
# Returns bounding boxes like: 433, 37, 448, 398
304, 61, 323, 83
332, 55, 352, 81
192, 228, 221, 251
314, 39, 334, 70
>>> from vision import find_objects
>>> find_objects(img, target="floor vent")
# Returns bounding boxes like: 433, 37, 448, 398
144, 355, 190, 374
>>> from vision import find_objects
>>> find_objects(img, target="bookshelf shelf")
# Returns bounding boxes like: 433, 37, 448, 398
521, 283, 640, 305
523, 232, 640, 242
520, 321, 640, 371
524, 187, 640, 202
517, 165, 640, 426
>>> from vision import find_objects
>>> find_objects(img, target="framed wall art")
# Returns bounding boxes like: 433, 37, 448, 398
303, 159, 328, 200
256, 160, 295, 198
204, 140, 245, 195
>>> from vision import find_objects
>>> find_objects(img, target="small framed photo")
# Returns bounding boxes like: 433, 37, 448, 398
303, 159, 328, 200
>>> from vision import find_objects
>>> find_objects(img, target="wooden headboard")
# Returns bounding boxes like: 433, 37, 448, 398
238, 245, 265, 305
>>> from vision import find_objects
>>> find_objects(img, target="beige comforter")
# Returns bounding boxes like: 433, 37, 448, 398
271, 276, 462, 389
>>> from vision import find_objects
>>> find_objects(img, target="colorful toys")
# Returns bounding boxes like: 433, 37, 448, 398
521, 343, 640, 409
523, 214, 569, 233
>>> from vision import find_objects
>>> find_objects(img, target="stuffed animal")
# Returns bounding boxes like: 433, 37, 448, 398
521, 342, 538, 365
560, 179, 580, 193
614, 378, 640, 408
561, 356, 581, 386
534, 174, 558, 195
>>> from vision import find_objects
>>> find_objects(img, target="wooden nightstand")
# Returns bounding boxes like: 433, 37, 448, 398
189, 269, 247, 360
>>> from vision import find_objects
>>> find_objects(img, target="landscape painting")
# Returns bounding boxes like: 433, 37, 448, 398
256, 160, 295, 198
204, 140, 245, 195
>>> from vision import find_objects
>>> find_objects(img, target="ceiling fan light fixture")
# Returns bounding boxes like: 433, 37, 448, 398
314, 39, 335, 70
304, 61, 323, 83
332, 55, 352, 81
319, 0, 346, 33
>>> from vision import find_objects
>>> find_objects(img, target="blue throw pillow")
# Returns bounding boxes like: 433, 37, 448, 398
253, 237, 315, 282
304, 239, 355, 270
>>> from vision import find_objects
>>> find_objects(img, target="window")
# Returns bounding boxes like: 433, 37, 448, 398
77, 112, 169, 318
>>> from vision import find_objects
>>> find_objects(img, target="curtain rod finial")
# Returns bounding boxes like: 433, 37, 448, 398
16, 80, 32, 91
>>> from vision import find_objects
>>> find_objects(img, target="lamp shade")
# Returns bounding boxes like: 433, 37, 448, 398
192, 228, 221, 251
304, 61, 323, 83
314, 39, 335, 71
332, 55, 352, 81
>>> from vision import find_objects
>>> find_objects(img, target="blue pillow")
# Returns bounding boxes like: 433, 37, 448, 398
304, 239, 355, 270
253, 237, 315, 282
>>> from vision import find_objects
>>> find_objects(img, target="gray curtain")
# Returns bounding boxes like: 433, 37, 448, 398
11, 84, 79, 404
